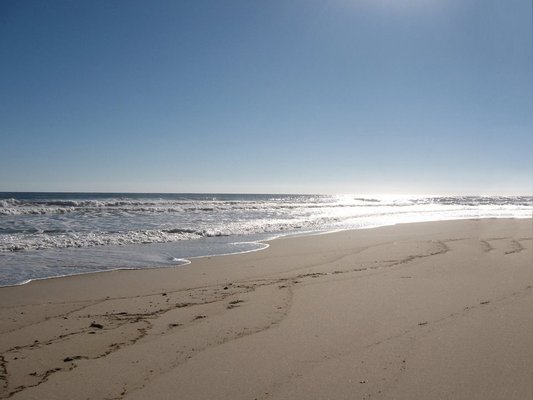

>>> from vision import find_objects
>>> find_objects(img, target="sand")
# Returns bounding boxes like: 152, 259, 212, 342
0, 218, 531, 399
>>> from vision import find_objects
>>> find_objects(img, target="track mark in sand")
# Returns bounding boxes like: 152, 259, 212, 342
0, 300, 103, 336
441, 238, 470, 243
0, 356, 7, 392
121, 283, 295, 399
1, 319, 150, 399
248, 241, 396, 281
0, 238, 487, 399
226, 300, 245, 309
377, 241, 450, 268
484, 237, 507, 241
295, 272, 329, 280
418, 285, 531, 333
6, 367, 63, 399
1, 279, 296, 399
479, 240, 495, 253
337, 282, 533, 394
277, 241, 449, 286
0, 238, 450, 399
288, 241, 451, 287
365, 285, 532, 350
0, 291, 218, 398
255, 240, 449, 289
505, 240, 525, 255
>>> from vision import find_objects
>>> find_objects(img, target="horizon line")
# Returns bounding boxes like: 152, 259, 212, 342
0, 190, 531, 197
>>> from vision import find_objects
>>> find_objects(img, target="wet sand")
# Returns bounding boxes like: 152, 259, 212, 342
0, 218, 531, 399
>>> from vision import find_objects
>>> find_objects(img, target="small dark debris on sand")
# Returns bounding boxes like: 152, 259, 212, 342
193, 315, 206, 320
90, 322, 104, 329
418, 321, 428, 326
168, 323, 181, 328
480, 301, 490, 305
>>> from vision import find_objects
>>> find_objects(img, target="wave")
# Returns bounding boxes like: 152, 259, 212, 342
1, 210, 531, 253
1, 196, 530, 216
1, 194, 531, 286
0, 229, 202, 252
1, 194, 531, 253
0, 222, 296, 252
0, 208, 352, 252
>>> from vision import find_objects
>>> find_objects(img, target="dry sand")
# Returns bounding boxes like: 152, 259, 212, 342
0, 218, 531, 399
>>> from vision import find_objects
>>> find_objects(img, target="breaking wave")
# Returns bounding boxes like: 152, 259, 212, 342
0, 193, 531, 286
0, 194, 530, 253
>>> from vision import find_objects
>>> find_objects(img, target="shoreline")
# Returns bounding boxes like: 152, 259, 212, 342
0, 218, 531, 399
1, 216, 530, 289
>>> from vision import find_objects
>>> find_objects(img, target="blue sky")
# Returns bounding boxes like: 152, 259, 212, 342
1, 0, 531, 194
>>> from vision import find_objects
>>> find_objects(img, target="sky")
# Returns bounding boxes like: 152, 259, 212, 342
0, 0, 531, 195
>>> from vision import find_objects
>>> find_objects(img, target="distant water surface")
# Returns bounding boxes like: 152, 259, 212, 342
0, 192, 530, 286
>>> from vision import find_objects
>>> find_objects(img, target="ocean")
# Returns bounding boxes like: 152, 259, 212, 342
0, 192, 530, 286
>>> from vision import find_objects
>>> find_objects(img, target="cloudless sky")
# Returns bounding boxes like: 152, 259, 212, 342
1, 0, 531, 194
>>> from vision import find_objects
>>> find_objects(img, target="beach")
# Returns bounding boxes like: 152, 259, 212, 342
0, 218, 531, 399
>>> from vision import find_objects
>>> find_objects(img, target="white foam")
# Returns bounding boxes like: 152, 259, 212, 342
0, 194, 531, 286
0, 196, 531, 252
